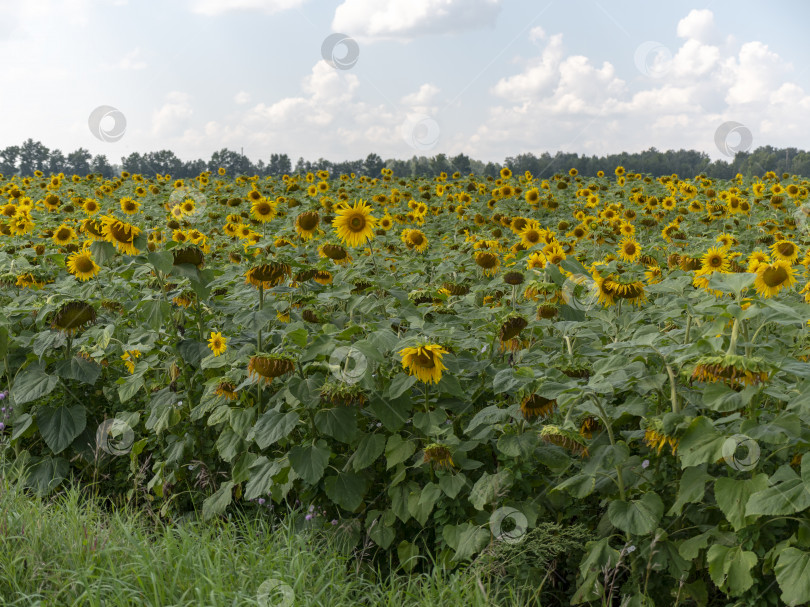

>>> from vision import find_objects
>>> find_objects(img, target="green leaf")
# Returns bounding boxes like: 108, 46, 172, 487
37, 405, 86, 455
715, 474, 769, 531
314, 407, 358, 444
387, 374, 417, 399
147, 251, 174, 275
469, 470, 513, 511
11, 364, 59, 406
10, 413, 34, 440
89, 241, 116, 263
448, 523, 489, 562
386, 434, 416, 469
251, 410, 299, 450
397, 540, 420, 572
288, 441, 331, 484
707, 544, 757, 596
677, 416, 726, 468
202, 481, 234, 520
244, 457, 284, 501
54, 356, 101, 385
607, 493, 663, 535
668, 466, 712, 516
746, 472, 810, 517
139, 300, 171, 332
324, 471, 367, 512
26, 456, 69, 495
439, 473, 467, 499
775, 547, 810, 606
353, 434, 386, 471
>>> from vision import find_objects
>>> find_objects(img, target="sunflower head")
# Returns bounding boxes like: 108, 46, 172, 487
423, 443, 455, 469
245, 262, 291, 288
520, 393, 556, 421
248, 354, 296, 384
51, 301, 97, 334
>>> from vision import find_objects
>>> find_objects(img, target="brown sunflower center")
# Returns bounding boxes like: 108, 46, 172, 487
415, 353, 436, 369
349, 215, 365, 231
762, 265, 788, 287
56, 228, 71, 240
74, 256, 95, 273
777, 243, 795, 257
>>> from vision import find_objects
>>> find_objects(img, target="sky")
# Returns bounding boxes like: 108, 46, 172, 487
0, 0, 808, 165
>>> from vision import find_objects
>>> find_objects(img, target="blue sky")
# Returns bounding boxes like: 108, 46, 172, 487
1, 0, 808, 164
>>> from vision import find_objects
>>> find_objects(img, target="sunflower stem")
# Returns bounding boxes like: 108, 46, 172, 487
591, 396, 626, 502
726, 317, 740, 356
684, 313, 692, 344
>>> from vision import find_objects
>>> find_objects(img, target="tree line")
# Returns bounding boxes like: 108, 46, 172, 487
1, 138, 809, 179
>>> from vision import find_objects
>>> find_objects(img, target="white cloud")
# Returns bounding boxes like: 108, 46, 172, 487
152, 92, 194, 137
332, 0, 502, 41
111, 48, 147, 71
234, 91, 251, 104
401, 83, 440, 106
188, 0, 306, 16
676, 9, 716, 43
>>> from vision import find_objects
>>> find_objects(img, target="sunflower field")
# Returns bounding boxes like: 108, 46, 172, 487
3, 165, 810, 605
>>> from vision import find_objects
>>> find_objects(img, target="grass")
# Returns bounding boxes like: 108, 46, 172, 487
0, 476, 530, 606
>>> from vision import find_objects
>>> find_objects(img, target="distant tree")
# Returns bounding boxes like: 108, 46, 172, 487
362, 153, 384, 177
449, 153, 472, 175
48, 149, 66, 175
209, 149, 252, 176
91, 154, 115, 178
0, 145, 20, 175
268, 153, 292, 177
18, 139, 49, 175
66, 148, 92, 175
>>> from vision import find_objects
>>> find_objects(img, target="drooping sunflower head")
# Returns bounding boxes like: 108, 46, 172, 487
520, 393, 556, 421
423, 443, 455, 470
51, 301, 96, 335
214, 382, 238, 401
320, 381, 367, 407
319, 243, 351, 265
475, 251, 500, 276
690, 353, 770, 389
172, 245, 205, 269
245, 262, 291, 289
247, 353, 296, 384
499, 314, 528, 342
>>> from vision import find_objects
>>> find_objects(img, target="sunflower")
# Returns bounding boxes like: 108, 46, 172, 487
771, 239, 799, 263
406, 229, 429, 253
119, 197, 140, 215
295, 211, 320, 240
207, 331, 227, 357
214, 382, 238, 401
526, 252, 547, 270
618, 237, 641, 263
333, 199, 376, 247
121, 350, 141, 374
399, 344, 448, 384
754, 260, 796, 297
51, 301, 96, 335
423, 443, 455, 470
518, 222, 543, 248
643, 426, 679, 456
520, 393, 556, 421
82, 199, 100, 215
248, 354, 295, 384
379, 214, 394, 230
539, 425, 588, 457
52, 224, 76, 246
251, 198, 277, 223
245, 262, 291, 288
101, 216, 141, 255
691, 353, 770, 389
67, 248, 101, 281
475, 251, 500, 276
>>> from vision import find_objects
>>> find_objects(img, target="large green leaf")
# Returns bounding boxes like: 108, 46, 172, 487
353, 433, 386, 471
202, 481, 234, 520
324, 471, 367, 512
607, 493, 663, 535
251, 409, 299, 450
715, 474, 769, 531
54, 356, 102, 385
386, 434, 416, 469
288, 441, 331, 484
668, 466, 712, 516
244, 457, 284, 501
707, 544, 757, 596
677, 416, 726, 468
37, 404, 86, 455
746, 470, 810, 517
26, 456, 69, 495
469, 469, 513, 511
12, 364, 59, 407
314, 407, 358, 443
775, 547, 810, 606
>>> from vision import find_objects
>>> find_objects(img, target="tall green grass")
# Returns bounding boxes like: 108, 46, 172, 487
0, 476, 531, 606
